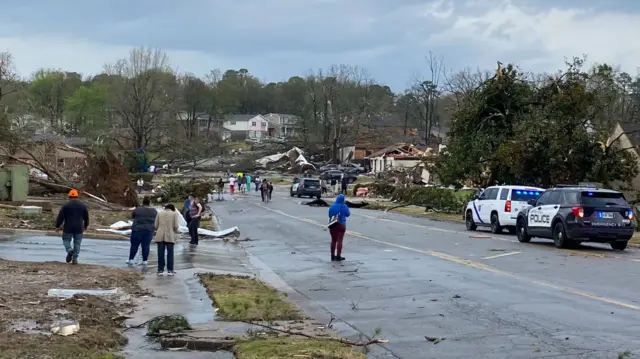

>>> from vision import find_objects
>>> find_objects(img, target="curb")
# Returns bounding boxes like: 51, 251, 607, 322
0, 228, 128, 241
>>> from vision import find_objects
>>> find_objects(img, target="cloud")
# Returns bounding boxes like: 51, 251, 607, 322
0, 0, 639, 91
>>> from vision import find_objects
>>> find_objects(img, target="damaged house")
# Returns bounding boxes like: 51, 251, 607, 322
369, 143, 443, 184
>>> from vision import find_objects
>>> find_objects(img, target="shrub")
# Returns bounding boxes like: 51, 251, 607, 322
389, 186, 471, 213
370, 183, 396, 197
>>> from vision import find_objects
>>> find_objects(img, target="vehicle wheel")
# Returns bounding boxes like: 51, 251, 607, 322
507, 226, 516, 235
611, 241, 628, 251
516, 218, 531, 243
490, 213, 503, 234
553, 222, 568, 248
297, 193, 301, 198
290, 191, 294, 197
317, 196, 321, 199
465, 210, 477, 231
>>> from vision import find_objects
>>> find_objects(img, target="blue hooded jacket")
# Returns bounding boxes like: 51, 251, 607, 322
328, 194, 351, 225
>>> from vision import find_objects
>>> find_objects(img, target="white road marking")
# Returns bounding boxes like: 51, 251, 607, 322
482, 251, 522, 260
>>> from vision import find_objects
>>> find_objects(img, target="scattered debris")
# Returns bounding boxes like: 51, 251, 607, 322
51, 320, 80, 336
452, 295, 461, 299
425, 336, 446, 344
147, 315, 193, 336
47, 288, 119, 298
302, 198, 370, 208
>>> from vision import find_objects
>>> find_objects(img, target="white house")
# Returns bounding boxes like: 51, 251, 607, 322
222, 114, 269, 140
262, 113, 300, 138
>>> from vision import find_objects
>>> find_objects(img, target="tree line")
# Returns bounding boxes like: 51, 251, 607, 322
1, 47, 640, 189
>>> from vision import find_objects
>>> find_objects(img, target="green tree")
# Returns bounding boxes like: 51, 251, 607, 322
65, 83, 109, 137
28, 69, 82, 131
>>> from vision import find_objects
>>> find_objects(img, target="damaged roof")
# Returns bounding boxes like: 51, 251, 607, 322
367, 143, 426, 159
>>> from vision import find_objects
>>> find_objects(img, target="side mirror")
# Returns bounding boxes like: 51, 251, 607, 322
527, 199, 537, 206
470, 194, 479, 200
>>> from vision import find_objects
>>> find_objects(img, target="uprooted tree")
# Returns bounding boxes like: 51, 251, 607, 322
434, 58, 640, 188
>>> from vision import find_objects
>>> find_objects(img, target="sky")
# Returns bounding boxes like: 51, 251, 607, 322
1, 0, 639, 91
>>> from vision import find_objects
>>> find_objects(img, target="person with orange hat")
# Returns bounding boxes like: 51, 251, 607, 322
55, 189, 89, 265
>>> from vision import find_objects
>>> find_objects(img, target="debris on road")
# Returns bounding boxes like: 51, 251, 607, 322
425, 336, 446, 344
51, 320, 80, 336
302, 198, 370, 208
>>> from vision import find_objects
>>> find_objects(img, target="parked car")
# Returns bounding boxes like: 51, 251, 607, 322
318, 164, 340, 172
290, 178, 322, 198
320, 170, 358, 184
339, 163, 366, 174
515, 185, 635, 250
464, 185, 545, 234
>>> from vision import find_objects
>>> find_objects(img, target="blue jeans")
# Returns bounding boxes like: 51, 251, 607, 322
129, 229, 153, 261
62, 233, 83, 260
157, 242, 175, 272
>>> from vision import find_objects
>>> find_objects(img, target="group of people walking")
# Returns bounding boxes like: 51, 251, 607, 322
54, 189, 204, 276
55, 173, 353, 275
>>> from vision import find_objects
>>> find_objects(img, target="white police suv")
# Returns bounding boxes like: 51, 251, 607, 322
465, 185, 545, 234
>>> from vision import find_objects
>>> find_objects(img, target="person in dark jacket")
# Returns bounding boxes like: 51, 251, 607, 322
182, 195, 193, 223
55, 189, 89, 265
327, 194, 350, 261
126, 196, 157, 266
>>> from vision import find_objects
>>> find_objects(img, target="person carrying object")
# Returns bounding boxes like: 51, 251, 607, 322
327, 194, 350, 262
126, 196, 157, 266
55, 189, 89, 265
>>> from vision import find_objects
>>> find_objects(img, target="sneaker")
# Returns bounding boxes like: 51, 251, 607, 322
71, 259, 78, 265
126, 259, 133, 265
157, 272, 164, 276
167, 271, 175, 276
66, 251, 73, 263
142, 261, 148, 266
331, 255, 337, 261
337, 256, 345, 261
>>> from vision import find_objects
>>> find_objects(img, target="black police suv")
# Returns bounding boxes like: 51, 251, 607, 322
515, 185, 635, 250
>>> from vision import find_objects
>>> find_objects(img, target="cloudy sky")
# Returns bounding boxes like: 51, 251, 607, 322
1, 0, 638, 91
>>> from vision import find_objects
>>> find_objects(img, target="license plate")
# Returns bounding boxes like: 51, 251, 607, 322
598, 212, 614, 219
592, 222, 618, 227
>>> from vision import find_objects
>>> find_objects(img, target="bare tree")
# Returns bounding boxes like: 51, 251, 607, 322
104, 47, 176, 150
0, 52, 18, 105
177, 73, 209, 139
205, 69, 222, 132
412, 52, 445, 145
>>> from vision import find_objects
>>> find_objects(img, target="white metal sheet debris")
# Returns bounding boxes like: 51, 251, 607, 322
47, 288, 119, 298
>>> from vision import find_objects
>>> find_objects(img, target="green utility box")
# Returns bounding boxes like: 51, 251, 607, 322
0, 165, 29, 202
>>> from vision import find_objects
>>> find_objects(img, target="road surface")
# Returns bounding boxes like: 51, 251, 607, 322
214, 189, 640, 359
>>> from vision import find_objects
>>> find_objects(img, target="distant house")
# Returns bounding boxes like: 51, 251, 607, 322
175, 112, 218, 137
221, 114, 268, 141
262, 113, 300, 138
608, 122, 640, 201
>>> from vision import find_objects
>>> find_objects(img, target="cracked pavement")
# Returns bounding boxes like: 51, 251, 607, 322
214, 189, 640, 359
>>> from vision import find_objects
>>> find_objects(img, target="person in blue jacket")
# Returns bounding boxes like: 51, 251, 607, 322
328, 194, 350, 261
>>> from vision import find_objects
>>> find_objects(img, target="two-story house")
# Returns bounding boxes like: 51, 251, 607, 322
262, 113, 300, 138
222, 114, 268, 141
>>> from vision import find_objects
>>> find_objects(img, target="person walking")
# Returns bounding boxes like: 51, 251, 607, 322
229, 175, 236, 194
328, 194, 350, 261
217, 178, 224, 200
188, 196, 203, 245
55, 189, 89, 265
237, 173, 244, 192
254, 175, 260, 192
245, 174, 252, 193
126, 196, 157, 266
341, 175, 348, 195
154, 204, 180, 276
260, 179, 270, 202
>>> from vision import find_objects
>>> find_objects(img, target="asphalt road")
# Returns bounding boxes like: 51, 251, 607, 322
215, 189, 640, 359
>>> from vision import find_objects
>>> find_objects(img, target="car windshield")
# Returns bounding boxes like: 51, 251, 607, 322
304, 180, 320, 185
511, 189, 543, 202
580, 191, 628, 206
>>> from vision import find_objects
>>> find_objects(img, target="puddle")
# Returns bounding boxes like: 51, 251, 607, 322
184, 276, 217, 325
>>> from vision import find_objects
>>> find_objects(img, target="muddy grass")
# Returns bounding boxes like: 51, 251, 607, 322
0, 259, 144, 359
199, 274, 303, 321
362, 202, 463, 222
0, 208, 130, 232
234, 338, 366, 359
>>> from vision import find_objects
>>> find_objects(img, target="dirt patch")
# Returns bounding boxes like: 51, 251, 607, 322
199, 274, 303, 321
234, 338, 366, 359
0, 259, 145, 359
